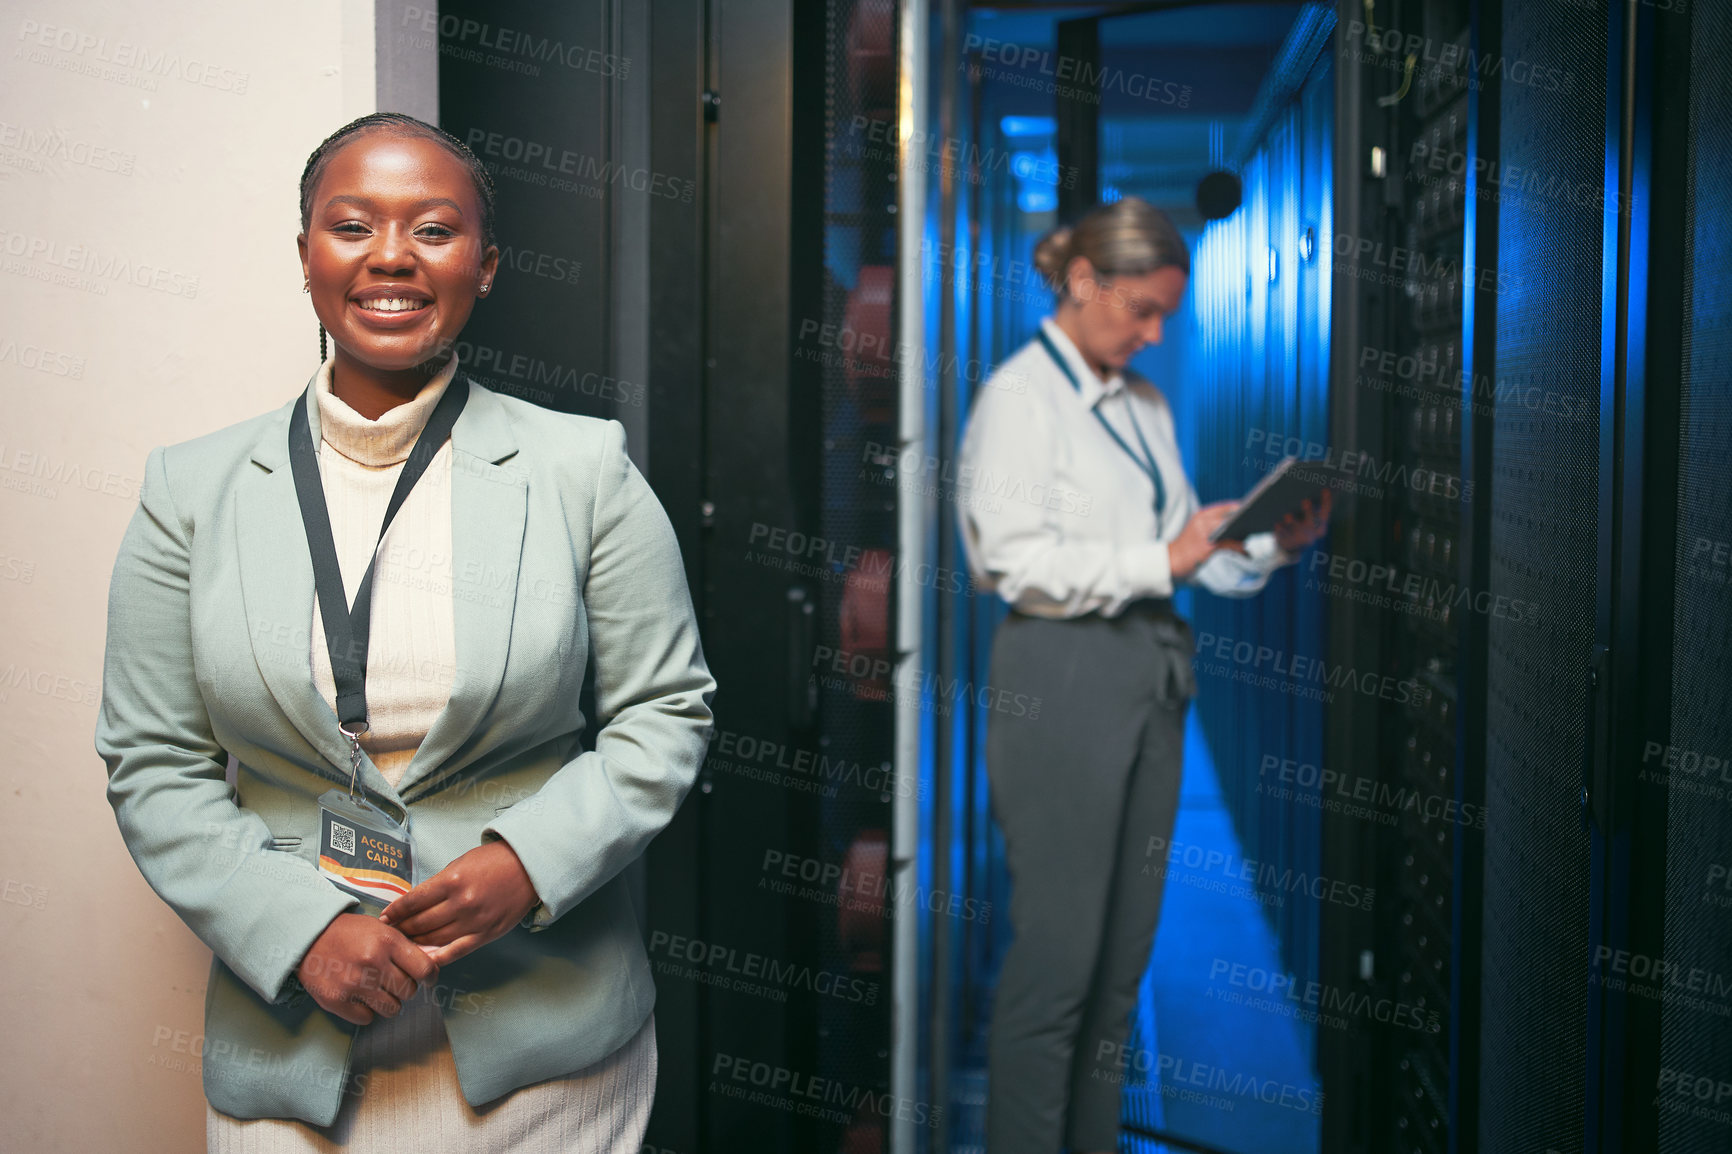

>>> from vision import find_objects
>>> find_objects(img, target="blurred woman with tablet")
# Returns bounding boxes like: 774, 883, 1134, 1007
957, 195, 1330, 1153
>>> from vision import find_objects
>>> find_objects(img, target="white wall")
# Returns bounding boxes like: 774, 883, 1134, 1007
0, 3, 426, 1148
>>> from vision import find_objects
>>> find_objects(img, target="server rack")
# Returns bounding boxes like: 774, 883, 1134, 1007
442, 1, 904, 1149
1329, 0, 1682, 1150
1647, 4, 1732, 1148
1473, 0, 1607, 1147
1330, 1, 1489, 1150
1603, 2, 1732, 1151
1388, 7, 1471, 1153
805, 1, 903, 1150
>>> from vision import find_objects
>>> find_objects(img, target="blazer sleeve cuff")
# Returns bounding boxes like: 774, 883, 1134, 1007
248, 883, 364, 1005
480, 823, 555, 933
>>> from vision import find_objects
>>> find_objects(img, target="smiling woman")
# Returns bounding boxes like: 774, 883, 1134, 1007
297, 114, 500, 418
95, 113, 715, 1154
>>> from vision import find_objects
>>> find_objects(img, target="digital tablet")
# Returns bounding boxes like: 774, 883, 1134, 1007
1209, 456, 1345, 542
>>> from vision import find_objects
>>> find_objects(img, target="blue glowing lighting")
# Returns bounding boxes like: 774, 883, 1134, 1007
1012, 146, 1060, 214
1000, 115, 1056, 139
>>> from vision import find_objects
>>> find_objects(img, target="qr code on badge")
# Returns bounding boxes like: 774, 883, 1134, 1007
329, 821, 356, 855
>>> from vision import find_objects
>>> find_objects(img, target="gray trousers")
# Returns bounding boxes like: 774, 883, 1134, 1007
983, 602, 1195, 1154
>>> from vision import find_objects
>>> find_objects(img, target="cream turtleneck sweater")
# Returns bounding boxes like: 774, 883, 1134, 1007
308, 356, 459, 790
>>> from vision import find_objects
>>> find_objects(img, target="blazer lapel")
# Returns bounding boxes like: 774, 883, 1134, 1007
394, 379, 527, 799
235, 381, 399, 798
236, 375, 527, 804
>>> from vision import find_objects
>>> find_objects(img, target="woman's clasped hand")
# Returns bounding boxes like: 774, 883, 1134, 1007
296, 838, 539, 1023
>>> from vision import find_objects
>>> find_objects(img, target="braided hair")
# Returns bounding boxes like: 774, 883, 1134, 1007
299, 113, 497, 361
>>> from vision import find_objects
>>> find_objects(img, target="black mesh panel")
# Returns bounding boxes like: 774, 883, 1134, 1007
1658, 10, 1732, 1151
1476, 2, 1606, 1150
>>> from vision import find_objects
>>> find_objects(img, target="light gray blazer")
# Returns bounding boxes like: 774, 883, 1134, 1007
95, 375, 715, 1125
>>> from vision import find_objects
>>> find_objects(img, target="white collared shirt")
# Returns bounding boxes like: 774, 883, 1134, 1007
956, 317, 1292, 618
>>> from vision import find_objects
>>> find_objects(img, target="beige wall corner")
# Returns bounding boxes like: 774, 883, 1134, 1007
0, 4, 399, 1149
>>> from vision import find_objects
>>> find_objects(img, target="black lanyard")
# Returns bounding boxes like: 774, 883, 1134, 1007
287, 375, 468, 790
1036, 329, 1167, 517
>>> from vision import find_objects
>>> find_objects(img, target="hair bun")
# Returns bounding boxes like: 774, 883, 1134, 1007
1032, 225, 1075, 291
1031, 198, 1189, 299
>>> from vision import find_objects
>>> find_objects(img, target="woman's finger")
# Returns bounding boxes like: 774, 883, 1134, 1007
377, 969, 418, 1005
422, 933, 486, 968
380, 875, 451, 926
385, 901, 461, 940
325, 996, 374, 1026
393, 937, 441, 987
354, 986, 403, 1019
403, 918, 467, 949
